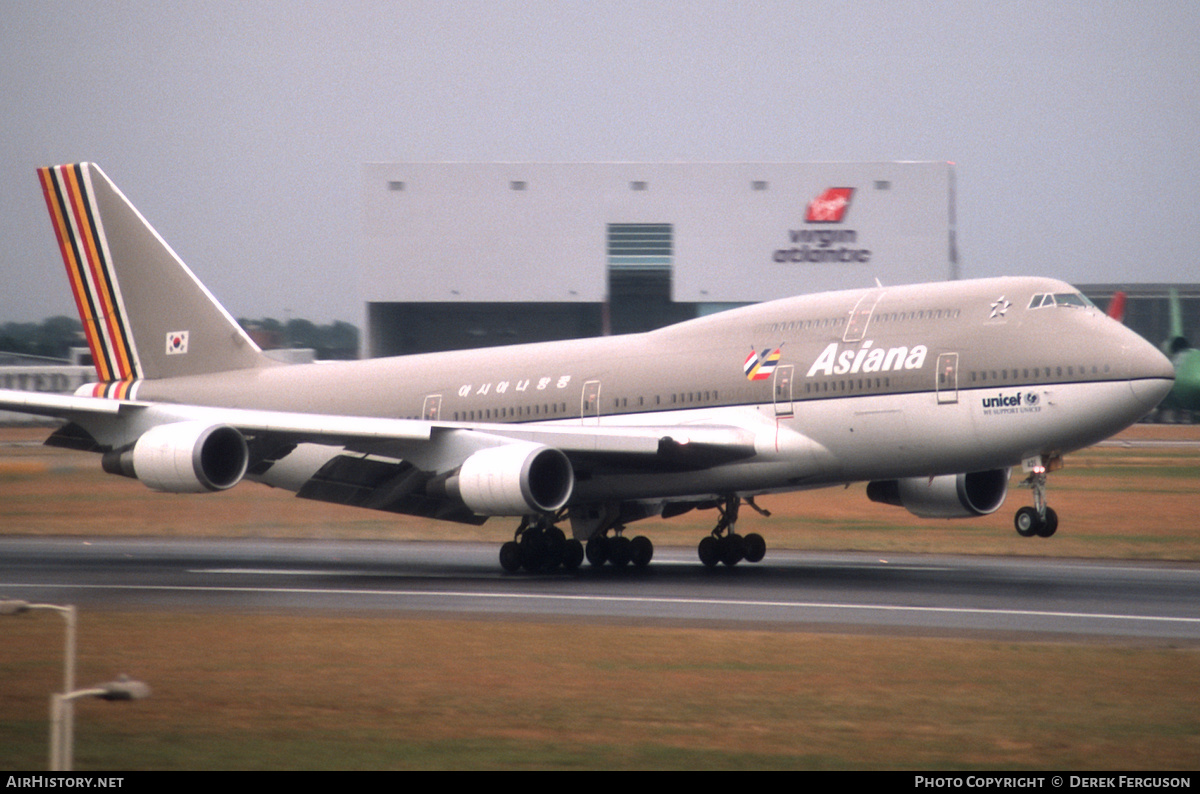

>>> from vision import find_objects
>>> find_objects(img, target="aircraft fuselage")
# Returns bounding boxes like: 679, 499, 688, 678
129, 276, 1171, 504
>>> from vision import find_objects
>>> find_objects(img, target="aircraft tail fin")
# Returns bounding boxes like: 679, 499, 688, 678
1106, 291, 1126, 323
38, 163, 274, 392
1166, 288, 1190, 355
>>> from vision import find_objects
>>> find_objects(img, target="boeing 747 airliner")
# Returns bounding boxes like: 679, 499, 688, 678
0, 164, 1175, 572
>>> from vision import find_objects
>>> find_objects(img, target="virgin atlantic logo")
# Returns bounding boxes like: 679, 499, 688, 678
774, 186, 869, 263
805, 187, 854, 223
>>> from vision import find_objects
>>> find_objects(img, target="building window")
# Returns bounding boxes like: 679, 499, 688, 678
607, 223, 672, 268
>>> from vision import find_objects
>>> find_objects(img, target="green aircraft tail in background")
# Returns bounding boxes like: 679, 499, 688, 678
1160, 289, 1200, 419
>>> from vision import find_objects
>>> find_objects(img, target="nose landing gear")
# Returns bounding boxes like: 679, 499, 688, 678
1014, 455, 1061, 538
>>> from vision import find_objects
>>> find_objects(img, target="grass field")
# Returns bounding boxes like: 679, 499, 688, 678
1, 424, 1199, 769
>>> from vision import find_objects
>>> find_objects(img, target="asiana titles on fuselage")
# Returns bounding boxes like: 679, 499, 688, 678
805, 340, 928, 378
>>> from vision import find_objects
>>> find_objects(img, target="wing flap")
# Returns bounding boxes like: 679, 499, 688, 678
294, 452, 486, 524
471, 423, 758, 469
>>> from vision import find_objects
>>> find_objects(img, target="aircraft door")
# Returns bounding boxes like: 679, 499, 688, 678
773, 365, 795, 417
936, 353, 959, 405
844, 290, 885, 343
422, 394, 442, 420
581, 380, 601, 425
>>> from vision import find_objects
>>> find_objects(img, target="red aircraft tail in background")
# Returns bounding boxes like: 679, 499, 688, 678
1106, 291, 1127, 323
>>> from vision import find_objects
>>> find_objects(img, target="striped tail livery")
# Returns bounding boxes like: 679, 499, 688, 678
37, 163, 271, 398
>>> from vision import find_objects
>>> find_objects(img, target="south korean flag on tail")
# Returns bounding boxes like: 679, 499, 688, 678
166, 331, 189, 355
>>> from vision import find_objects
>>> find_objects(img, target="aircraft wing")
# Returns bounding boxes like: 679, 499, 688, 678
0, 389, 753, 459
0, 389, 127, 420
0, 388, 760, 522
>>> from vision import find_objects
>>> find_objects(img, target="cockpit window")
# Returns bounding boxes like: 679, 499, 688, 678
1029, 292, 1096, 309
1052, 292, 1091, 308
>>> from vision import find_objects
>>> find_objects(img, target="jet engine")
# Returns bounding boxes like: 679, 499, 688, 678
102, 422, 249, 493
866, 469, 1009, 519
447, 442, 574, 516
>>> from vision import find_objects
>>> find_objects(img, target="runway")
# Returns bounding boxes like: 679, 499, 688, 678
2, 537, 1199, 642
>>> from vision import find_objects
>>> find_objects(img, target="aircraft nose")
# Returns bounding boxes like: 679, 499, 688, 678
1125, 330, 1175, 413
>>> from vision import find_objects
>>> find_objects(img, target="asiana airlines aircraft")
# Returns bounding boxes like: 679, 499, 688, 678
0, 164, 1176, 572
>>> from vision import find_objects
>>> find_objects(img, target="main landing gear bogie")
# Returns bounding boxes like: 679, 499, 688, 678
499, 517, 585, 574
585, 531, 654, 569
498, 515, 655, 573
499, 495, 773, 573
698, 496, 769, 568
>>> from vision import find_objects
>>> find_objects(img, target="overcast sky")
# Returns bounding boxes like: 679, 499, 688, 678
2, 1, 1197, 325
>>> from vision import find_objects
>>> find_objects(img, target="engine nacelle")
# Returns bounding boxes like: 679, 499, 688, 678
866, 469, 1009, 519
104, 422, 249, 493
449, 442, 574, 516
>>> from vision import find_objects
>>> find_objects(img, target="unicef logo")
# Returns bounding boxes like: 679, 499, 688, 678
1025, 392, 1039, 406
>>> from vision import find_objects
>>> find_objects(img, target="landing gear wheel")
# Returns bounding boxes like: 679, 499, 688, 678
608, 535, 633, 567
743, 533, 766, 564
543, 526, 566, 569
630, 535, 654, 568
586, 536, 609, 567
519, 530, 547, 572
698, 535, 720, 568
499, 541, 522, 573
562, 538, 585, 570
719, 533, 745, 566
1014, 506, 1040, 538
1036, 507, 1058, 538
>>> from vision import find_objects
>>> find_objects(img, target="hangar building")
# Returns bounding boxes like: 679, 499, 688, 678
361, 162, 957, 357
